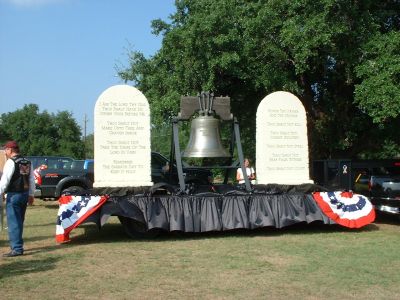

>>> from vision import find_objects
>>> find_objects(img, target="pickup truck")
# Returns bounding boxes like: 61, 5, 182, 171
34, 159, 94, 199
34, 152, 212, 199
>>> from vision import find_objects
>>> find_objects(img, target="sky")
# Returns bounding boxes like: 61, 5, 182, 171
0, 0, 175, 135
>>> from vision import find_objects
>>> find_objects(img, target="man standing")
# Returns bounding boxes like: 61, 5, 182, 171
0, 141, 35, 257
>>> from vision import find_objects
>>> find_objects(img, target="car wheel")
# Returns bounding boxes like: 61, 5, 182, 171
118, 216, 161, 239
61, 185, 85, 196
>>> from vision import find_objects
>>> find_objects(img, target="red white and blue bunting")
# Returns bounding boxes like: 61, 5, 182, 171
56, 195, 108, 243
312, 191, 375, 228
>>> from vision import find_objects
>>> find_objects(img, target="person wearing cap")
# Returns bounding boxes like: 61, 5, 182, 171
0, 141, 35, 257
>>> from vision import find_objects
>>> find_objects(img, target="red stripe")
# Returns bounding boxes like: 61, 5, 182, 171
55, 195, 108, 243
58, 195, 73, 205
312, 192, 375, 228
56, 233, 70, 243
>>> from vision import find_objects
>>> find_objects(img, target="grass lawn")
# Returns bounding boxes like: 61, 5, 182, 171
1, 199, 399, 300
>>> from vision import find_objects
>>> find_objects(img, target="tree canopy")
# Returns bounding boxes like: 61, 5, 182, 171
0, 104, 85, 158
119, 0, 400, 160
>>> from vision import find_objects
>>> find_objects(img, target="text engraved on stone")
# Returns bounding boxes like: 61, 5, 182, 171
264, 108, 305, 172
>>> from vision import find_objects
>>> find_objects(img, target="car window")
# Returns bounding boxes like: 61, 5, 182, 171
63, 162, 72, 169
26, 156, 74, 170
36, 158, 47, 168
28, 157, 37, 169
26, 157, 44, 169
71, 160, 85, 170
45, 158, 71, 169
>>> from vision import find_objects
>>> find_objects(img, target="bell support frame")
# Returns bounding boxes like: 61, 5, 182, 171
169, 92, 252, 193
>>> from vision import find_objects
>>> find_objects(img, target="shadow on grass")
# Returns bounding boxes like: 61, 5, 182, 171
0, 235, 9, 248
60, 219, 381, 245
0, 256, 61, 280
24, 235, 56, 243
158, 221, 380, 242
44, 204, 59, 210
27, 222, 57, 227
24, 244, 65, 256
67, 223, 131, 245
0, 236, 64, 256
267, 221, 380, 235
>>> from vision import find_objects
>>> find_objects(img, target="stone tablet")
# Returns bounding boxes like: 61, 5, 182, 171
256, 91, 313, 185
93, 85, 153, 187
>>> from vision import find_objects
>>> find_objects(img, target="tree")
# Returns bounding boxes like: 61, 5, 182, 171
84, 133, 94, 159
0, 104, 85, 158
353, 31, 400, 158
53, 111, 85, 158
119, 0, 400, 159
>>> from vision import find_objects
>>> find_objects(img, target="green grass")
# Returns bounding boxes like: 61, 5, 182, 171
1, 200, 399, 299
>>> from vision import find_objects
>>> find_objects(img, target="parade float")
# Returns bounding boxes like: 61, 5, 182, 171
56, 86, 375, 242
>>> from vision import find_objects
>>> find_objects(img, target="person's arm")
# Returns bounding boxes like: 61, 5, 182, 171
236, 168, 243, 181
0, 159, 15, 199
250, 167, 256, 180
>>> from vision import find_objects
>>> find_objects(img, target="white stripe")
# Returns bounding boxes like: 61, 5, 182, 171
320, 192, 373, 220
57, 196, 104, 236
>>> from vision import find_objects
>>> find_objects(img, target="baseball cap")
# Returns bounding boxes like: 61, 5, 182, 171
3, 140, 19, 149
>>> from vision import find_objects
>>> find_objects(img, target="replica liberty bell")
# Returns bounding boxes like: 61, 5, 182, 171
183, 92, 230, 158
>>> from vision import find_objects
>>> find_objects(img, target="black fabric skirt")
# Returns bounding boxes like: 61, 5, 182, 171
98, 183, 335, 232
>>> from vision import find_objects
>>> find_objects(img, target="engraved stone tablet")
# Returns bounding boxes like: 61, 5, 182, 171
256, 91, 313, 185
93, 85, 153, 187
